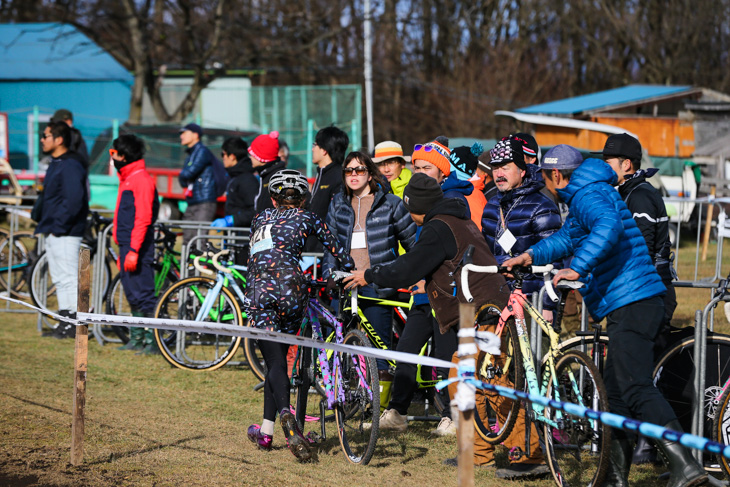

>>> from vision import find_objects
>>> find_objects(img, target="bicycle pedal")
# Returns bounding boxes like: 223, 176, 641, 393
508, 447, 524, 461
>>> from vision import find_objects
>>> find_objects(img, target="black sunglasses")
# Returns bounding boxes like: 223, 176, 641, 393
343, 166, 368, 176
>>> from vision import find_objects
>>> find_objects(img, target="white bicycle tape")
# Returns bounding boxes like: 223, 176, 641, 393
0, 295, 456, 370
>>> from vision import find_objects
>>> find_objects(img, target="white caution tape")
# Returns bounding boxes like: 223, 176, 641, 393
1, 294, 456, 370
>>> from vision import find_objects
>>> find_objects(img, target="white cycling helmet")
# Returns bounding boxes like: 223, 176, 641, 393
268, 169, 310, 200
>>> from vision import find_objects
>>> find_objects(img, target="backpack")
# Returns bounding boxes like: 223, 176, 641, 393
211, 157, 230, 197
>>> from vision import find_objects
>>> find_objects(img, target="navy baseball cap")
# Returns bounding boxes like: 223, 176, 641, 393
591, 133, 642, 161
541, 145, 583, 170
180, 123, 203, 136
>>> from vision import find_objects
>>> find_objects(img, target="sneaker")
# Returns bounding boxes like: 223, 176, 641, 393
443, 457, 495, 469
280, 411, 317, 462
379, 408, 407, 433
431, 416, 456, 436
495, 463, 550, 479
247, 424, 273, 451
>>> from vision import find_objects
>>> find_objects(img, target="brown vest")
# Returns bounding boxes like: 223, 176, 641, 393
426, 215, 508, 333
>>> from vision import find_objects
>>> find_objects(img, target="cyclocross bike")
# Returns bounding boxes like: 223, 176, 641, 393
461, 261, 610, 487
152, 245, 248, 371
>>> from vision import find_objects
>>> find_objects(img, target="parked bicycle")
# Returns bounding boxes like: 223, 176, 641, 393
153, 245, 248, 371
461, 261, 610, 487
0, 227, 36, 299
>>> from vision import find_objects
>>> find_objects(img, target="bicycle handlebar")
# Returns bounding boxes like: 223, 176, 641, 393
212, 249, 232, 274
460, 263, 558, 304
193, 252, 215, 276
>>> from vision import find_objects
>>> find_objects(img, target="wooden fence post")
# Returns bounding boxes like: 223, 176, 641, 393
457, 302, 476, 487
701, 185, 716, 261
71, 247, 90, 465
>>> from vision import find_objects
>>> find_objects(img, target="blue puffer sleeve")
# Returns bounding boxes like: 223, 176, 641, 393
568, 188, 622, 278
321, 198, 339, 279
531, 223, 573, 265
391, 196, 417, 252
179, 145, 210, 186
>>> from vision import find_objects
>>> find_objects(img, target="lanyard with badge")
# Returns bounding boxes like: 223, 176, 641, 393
497, 205, 518, 256
351, 195, 368, 249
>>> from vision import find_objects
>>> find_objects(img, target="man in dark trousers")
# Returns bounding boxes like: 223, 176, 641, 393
305, 126, 349, 251
597, 133, 677, 465
179, 123, 217, 244
51, 109, 89, 167
110, 134, 160, 354
35, 121, 89, 338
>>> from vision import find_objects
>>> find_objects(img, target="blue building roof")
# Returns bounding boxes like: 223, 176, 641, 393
517, 85, 697, 115
0, 23, 132, 82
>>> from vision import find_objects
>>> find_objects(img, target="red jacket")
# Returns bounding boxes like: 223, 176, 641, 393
113, 160, 159, 252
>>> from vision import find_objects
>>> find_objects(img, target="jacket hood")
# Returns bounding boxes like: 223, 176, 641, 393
498, 163, 545, 204
424, 196, 469, 223
258, 159, 286, 178
557, 158, 617, 204
441, 172, 474, 196
227, 156, 254, 177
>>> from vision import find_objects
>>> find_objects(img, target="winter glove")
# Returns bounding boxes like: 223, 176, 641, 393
124, 250, 139, 273
211, 215, 234, 228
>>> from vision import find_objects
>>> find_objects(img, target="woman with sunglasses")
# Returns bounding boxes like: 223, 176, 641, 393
323, 151, 417, 407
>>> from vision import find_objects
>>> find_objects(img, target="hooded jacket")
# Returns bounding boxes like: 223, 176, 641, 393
35, 151, 89, 237
530, 158, 665, 320
179, 142, 217, 204
323, 184, 417, 296
113, 159, 159, 252
224, 156, 258, 228
481, 163, 562, 298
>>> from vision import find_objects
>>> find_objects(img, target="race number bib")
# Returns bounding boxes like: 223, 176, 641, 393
351, 231, 367, 249
251, 224, 274, 255
497, 229, 517, 254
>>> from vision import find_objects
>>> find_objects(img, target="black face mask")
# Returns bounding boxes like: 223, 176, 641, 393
113, 158, 128, 172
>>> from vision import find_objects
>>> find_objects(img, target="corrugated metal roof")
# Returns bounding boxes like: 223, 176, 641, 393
0, 23, 132, 82
517, 85, 696, 115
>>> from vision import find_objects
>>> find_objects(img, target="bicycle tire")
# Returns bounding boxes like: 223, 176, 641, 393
543, 350, 610, 487
243, 330, 267, 382
473, 304, 524, 445
713, 382, 730, 478
554, 335, 610, 376
653, 333, 730, 473
153, 276, 243, 371
335, 329, 380, 465
0, 230, 33, 298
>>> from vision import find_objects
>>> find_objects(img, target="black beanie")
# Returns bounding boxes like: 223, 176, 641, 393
403, 173, 443, 215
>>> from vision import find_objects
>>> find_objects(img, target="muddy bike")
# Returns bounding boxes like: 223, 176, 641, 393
461, 261, 610, 487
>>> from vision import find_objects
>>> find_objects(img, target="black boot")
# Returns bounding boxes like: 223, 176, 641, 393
655, 420, 708, 487
590, 437, 632, 487
632, 435, 660, 465
52, 310, 77, 339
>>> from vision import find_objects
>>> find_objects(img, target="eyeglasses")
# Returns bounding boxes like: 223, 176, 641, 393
413, 143, 449, 159
109, 148, 119, 158
40, 133, 52, 140
343, 166, 368, 176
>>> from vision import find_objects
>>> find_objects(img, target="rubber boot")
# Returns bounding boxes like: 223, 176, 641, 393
592, 437, 632, 487
632, 435, 660, 465
655, 420, 708, 487
136, 329, 161, 355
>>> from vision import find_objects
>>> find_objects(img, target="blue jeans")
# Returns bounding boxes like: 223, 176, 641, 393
45, 235, 82, 312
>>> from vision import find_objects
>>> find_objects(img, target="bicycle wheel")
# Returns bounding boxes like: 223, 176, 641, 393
244, 329, 267, 382
105, 273, 132, 343
653, 333, 730, 472
473, 304, 524, 444
543, 350, 610, 487
154, 276, 243, 371
713, 383, 730, 478
334, 329, 379, 465
555, 335, 610, 376
291, 326, 334, 433
0, 230, 33, 299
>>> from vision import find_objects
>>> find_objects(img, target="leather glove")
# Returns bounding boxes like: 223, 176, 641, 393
124, 250, 139, 273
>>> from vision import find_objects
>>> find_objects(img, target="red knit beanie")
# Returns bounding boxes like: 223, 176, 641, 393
248, 131, 280, 163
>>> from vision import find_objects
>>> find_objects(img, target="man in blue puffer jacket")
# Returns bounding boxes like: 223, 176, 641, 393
504, 145, 707, 487
179, 123, 218, 244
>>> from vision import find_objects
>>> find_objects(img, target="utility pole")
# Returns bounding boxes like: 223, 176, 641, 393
363, 0, 375, 152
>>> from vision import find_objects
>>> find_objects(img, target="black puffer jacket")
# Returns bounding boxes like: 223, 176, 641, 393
225, 156, 258, 228
323, 185, 417, 296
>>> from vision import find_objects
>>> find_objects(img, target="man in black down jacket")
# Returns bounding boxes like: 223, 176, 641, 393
212, 138, 258, 229
35, 121, 89, 338
305, 126, 349, 251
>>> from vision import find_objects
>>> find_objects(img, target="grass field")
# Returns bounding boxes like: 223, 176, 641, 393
1, 237, 730, 486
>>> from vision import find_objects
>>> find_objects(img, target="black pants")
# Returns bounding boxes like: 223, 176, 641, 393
389, 303, 458, 417
119, 243, 156, 315
603, 295, 676, 439
259, 340, 291, 422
